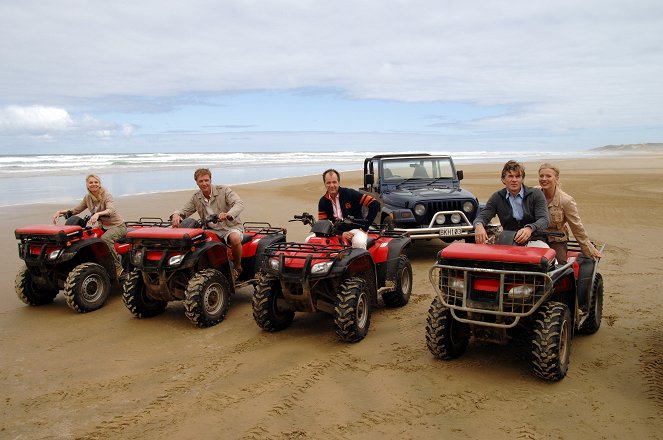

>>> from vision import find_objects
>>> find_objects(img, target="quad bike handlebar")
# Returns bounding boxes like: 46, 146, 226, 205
290, 212, 316, 226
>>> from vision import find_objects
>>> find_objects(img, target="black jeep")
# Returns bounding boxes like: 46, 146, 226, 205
361, 153, 483, 242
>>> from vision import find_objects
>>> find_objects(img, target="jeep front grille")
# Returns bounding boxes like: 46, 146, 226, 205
421, 200, 475, 224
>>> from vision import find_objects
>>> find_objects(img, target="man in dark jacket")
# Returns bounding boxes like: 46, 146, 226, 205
473, 160, 548, 244
318, 169, 380, 249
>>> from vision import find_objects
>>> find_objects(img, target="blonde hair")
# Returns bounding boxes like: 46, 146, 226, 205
538, 163, 561, 188
85, 174, 106, 202
538, 162, 560, 177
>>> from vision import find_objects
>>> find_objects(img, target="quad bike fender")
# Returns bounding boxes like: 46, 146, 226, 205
575, 254, 596, 310
179, 241, 230, 271
375, 236, 411, 287
245, 231, 286, 280
62, 238, 116, 276
330, 249, 378, 303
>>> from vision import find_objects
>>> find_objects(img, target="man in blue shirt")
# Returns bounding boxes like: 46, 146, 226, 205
473, 160, 548, 244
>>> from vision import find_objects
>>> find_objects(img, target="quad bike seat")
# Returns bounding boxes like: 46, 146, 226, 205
15, 224, 82, 237
440, 242, 557, 266
127, 227, 206, 240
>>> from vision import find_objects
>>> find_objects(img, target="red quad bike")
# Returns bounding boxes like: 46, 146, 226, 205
122, 216, 286, 327
253, 213, 413, 343
14, 213, 163, 313
426, 230, 605, 381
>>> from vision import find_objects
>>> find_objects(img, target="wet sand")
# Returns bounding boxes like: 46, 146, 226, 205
1, 155, 662, 439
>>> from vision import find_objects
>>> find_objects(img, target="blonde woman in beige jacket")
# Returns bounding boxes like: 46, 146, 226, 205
52, 174, 127, 277
538, 163, 602, 264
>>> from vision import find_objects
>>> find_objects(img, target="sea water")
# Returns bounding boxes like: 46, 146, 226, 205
0, 150, 592, 207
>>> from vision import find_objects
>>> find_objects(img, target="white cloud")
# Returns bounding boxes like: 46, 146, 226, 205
0, 105, 135, 140
0, 106, 73, 133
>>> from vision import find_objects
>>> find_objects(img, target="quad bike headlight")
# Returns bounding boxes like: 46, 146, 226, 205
507, 285, 534, 300
311, 261, 333, 275
48, 249, 62, 261
448, 277, 465, 292
414, 203, 426, 216
269, 257, 280, 271
168, 254, 184, 267
450, 213, 462, 224
463, 201, 474, 213
131, 249, 144, 266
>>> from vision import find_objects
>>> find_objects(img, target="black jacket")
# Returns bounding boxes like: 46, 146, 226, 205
473, 185, 549, 232
318, 187, 380, 232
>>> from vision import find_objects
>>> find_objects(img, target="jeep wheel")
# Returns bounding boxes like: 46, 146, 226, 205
15, 266, 59, 306
425, 296, 469, 359
579, 273, 603, 334
122, 269, 167, 318
63, 262, 111, 313
253, 274, 294, 331
531, 301, 572, 381
334, 277, 371, 342
184, 269, 231, 327
382, 255, 412, 307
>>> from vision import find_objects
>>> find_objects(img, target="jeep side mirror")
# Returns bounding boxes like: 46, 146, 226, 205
457, 170, 464, 180
365, 173, 374, 186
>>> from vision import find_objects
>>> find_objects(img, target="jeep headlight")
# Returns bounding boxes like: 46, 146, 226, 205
508, 285, 534, 300
132, 249, 144, 266
269, 257, 280, 271
168, 254, 184, 267
311, 261, 333, 275
463, 201, 474, 213
450, 213, 462, 224
414, 203, 426, 216
434, 214, 445, 225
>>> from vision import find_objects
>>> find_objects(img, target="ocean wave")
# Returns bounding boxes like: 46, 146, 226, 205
0, 149, 586, 176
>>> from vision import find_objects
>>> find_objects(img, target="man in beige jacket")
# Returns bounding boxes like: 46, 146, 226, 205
171, 168, 245, 278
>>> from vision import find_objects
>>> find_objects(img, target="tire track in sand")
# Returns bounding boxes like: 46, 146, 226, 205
242, 346, 351, 439
640, 330, 663, 411
78, 331, 273, 439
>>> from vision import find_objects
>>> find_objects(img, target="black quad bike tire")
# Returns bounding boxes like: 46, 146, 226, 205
382, 254, 412, 308
531, 301, 572, 381
334, 277, 371, 343
425, 296, 470, 359
252, 274, 295, 331
15, 266, 59, 306
184, 269, 231, 328
579, 273, 603, 334
63, 262, 111, 313
122, 269, 167, 318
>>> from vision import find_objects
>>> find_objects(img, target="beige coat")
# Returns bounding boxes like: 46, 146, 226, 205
175, 185, 244, 232
545, 187, 598, 257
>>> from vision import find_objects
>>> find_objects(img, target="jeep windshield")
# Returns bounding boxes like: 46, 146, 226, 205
382, 157, 455, 183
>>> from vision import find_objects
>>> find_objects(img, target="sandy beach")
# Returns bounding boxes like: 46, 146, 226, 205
1, 155, 662, 439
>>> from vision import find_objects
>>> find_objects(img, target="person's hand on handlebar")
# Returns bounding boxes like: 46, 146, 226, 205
474, 223, 488, 244
513, 226, 533, 244
170, 213, 182, 227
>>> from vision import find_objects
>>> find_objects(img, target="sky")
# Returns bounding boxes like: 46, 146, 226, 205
0, 0, 662, 155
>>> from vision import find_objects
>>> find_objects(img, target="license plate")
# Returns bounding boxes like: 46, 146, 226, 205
439, 227, 463, 237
